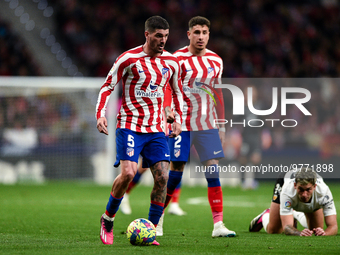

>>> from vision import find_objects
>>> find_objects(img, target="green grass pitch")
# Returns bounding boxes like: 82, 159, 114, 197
0, 181, 339, 254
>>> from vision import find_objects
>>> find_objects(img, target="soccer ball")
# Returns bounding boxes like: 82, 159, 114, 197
126, 218, 156, 246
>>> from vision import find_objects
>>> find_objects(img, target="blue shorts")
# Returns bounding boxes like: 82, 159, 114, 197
168, 129, 224, 163
114, 128, 170, 168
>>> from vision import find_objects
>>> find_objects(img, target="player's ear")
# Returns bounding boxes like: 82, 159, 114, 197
145, 31, 149, 39
187, 30, 190, 39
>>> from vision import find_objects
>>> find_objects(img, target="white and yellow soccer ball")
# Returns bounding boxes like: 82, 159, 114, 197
126, 218, 156, 245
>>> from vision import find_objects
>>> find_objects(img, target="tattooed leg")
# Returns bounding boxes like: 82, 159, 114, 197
150, 161, 170, 203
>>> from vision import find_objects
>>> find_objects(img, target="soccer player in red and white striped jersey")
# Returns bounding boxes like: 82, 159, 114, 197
157, 16, 236, 238
173, 44, 224, 132
96, 16, 183, 246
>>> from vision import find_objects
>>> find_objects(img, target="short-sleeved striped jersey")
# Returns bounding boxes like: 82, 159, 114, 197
173, 46, 225, 131
96, 45, 183, 133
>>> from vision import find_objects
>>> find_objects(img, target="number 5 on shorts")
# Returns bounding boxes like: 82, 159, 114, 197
127, 134, 135, 147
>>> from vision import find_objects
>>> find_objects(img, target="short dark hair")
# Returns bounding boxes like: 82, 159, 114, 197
188, 16, 210, 30
295, 168, 317, 186
145, 16, 169, 33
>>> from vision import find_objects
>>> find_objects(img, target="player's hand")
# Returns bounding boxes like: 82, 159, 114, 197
300, 228, 313, 236
169, 122, 182, 138
97, 117, 108, 135
313, 227, 326, 236
165, 106, 175, 123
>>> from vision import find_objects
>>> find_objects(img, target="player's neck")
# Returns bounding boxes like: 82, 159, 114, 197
188, 45, 206, 56
142, 44, 162, 58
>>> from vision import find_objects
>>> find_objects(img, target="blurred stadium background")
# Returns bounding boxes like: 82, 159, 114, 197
0, 0, 339, 185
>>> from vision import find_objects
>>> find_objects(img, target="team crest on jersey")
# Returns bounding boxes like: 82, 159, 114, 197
126, 147, 134, 157
174, 149, 181, 158
273, 195, 277, 201
207, 67, 214, 78
284, 201, 291, 208
162, 67, 170, 80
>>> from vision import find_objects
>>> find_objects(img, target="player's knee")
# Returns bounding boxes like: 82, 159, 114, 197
156, 171, 169, 187
121, 169, 136, 182
171, 161, 185, 171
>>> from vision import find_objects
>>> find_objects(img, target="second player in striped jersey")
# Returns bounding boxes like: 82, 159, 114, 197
174, 44, 224, 131
156, 16, 235, 238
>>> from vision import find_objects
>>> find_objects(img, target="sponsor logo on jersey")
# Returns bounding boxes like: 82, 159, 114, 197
174, 149, 181, 158
321, 196, 334, 207
190, 87, 206, 94
274, 183, 282, 195
273, 195, 278, 201
321, 195, 329, 205
195, 81, 204, 87
191, 80, 223, 107
135, 80, 164, 98
285, 201, 291, 208
149, 80, 158, 92
183, 86, 191, 93
126, 147, 134, 157
135, 90, 163, 98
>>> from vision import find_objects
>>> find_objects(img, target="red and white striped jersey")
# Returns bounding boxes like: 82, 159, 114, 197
96, 45, 183, 133
173, 46, 225, 131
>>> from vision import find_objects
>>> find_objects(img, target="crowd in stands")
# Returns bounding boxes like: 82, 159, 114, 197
0, 93, 83, 155
0, 18, 81, 154
0, 19, 41, 76
51, 0, 340, 78
0, 0, 339, 157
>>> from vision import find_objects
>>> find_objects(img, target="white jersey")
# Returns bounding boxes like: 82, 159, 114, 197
280, 174, 336, 217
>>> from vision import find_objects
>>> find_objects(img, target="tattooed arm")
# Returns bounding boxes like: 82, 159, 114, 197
281, 215, 313, 236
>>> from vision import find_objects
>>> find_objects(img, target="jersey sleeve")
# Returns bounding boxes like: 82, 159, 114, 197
214, 58, 225, 124
215, 88, 225, 120
280, 191, 294, 215
163, 83, 172, 108
95, 55, 129, 120
321, 186, 337, 216
169, 59, 183, 125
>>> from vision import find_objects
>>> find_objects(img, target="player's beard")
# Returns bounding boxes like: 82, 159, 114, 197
155, 43, 164, 53
150, 40, 164, 54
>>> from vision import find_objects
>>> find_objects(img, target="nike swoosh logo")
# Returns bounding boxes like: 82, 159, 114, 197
213, 150, 222, 155
138, 70, 147, 73
186, 69, 193, 72
165, 154, 170, 157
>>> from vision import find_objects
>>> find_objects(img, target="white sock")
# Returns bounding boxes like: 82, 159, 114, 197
293, 210, 308, 228
262, 212, 270, 233
103, 214, 115, 221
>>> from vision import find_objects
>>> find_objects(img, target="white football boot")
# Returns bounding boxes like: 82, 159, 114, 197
168, 202, 187, 216
212, 221, 236, 237
120, 194, 131, 215
155, 213, 164, 236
